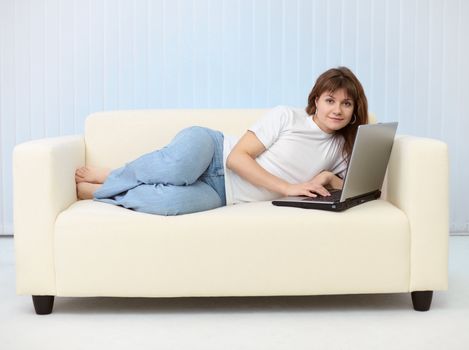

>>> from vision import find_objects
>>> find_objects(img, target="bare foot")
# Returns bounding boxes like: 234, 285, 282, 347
75, 166, 111, 184
77, 182, 102, 200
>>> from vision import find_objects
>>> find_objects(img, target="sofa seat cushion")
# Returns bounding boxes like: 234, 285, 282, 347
54, 199, 410, 297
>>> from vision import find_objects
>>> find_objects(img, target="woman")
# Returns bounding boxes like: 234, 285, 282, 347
75, 66, 368, 215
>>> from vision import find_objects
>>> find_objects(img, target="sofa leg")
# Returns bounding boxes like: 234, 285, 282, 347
411, 291, 433, 311
32, 295, 55, 315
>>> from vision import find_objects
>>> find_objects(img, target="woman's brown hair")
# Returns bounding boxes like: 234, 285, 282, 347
305, 66, 368, 163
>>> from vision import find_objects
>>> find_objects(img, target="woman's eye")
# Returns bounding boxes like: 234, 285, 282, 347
326, 99, 334, 104
344, 102, 352, 107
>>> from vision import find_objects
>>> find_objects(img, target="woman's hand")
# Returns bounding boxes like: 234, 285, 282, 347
283, 171, 333, 197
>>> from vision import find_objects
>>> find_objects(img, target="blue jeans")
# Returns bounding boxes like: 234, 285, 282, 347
93, 126, 226, 216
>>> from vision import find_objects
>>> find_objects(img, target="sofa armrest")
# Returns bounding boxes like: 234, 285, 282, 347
13, 135, 85, 295
384, 135, 449, 291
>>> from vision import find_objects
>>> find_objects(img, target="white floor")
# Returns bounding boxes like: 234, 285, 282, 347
1, 235, 469, 350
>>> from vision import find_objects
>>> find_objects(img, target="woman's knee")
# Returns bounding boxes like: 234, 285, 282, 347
176, 126, 206, 138
178, 126, 214, 148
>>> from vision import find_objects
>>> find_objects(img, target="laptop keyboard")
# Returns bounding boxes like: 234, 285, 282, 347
303, 190, 342, 202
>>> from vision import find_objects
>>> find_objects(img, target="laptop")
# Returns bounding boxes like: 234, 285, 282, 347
272, 122, 398, 212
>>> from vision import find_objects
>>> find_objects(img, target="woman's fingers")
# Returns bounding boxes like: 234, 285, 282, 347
307, 185, 330, 197
318, 188, 331, 196
287, 183, 331, 197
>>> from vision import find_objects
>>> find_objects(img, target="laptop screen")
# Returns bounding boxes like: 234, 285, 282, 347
339, 122, 398, 201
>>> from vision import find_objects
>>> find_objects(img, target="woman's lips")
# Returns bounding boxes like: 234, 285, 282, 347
328, 116, 344, 121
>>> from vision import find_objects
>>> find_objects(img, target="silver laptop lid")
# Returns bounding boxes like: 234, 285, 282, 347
340, 122, 398, 201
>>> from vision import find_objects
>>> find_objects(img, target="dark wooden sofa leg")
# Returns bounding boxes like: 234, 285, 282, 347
32, 296, 55, 315
411, 291, 433, 311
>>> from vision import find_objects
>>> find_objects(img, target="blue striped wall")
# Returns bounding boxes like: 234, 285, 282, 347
1, 0, 468, 234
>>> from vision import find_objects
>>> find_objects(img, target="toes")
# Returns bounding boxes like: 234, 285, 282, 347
76, 167, 90, 179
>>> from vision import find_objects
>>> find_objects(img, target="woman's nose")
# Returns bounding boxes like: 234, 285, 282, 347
333, 104, 342, 115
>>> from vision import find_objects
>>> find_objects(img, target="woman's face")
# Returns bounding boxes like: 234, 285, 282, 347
313, 88, 355, 134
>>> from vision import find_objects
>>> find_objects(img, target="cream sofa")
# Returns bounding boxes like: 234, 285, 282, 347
13, 109, 449, 315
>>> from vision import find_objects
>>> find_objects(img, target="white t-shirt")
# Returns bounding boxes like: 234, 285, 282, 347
223, 105, 348, 205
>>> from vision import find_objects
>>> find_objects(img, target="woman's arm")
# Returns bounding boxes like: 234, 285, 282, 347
226, 131, 332, 197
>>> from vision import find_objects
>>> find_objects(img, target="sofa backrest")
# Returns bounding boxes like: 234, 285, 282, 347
85, 108, 377, 168
85, 109, 268, 168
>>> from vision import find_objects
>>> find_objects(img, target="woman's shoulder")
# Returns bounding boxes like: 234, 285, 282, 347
268, 105, 290, 115
268, 105, 307, 120
270, 105, 304, 113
